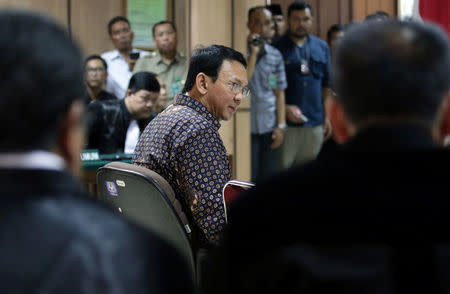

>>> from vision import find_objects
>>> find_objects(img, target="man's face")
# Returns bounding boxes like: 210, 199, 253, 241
248, 8, 275, 39
153, 23, 177, 54
85, 59, 107, 90
288, 8, 313, 39
273, 14, 285, 36
126, 89, 159, 119
156, 76, 168, 111
205, 60, 248, 121
110, 20, 133, 51
328, 30, 345, 54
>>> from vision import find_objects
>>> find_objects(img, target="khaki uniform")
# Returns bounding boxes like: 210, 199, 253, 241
133, 50, 187, 106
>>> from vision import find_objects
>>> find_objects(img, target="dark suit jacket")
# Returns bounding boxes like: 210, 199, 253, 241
0, 168, 193, 294
87, 99, 156, 154
209, 125, 450, 294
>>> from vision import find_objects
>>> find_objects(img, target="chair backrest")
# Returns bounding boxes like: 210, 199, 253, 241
96, 162, 195, 276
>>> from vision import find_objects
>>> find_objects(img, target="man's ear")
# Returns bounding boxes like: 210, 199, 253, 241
130, 31, 135, 42
327, 97, 351, 144
195, 73, 209, 95
56, 100, 85, 177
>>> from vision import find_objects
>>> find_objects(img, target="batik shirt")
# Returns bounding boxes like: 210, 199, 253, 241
133, 94, 230, 245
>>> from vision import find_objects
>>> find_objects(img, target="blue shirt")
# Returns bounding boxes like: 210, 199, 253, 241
249, 43, 287, 134
132, 94, 230, 245
274, 34, 331, 127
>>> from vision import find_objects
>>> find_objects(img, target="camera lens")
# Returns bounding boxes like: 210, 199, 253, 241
251, 36, 263, 46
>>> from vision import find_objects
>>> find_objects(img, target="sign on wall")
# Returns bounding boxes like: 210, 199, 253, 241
127, 0, 167, 48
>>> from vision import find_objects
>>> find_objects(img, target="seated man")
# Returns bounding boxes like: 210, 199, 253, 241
209, 20, 450, 293
87, 71, 160, 154
0, 9, 193, 293
84, 54, 118, 103
133, 45, 248, 247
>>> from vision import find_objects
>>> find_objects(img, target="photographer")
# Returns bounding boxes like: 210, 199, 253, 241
247, 6, 287, 182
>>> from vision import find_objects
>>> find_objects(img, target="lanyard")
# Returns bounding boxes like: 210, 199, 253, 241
294, 39, 310, 75
294, 40, 310, 65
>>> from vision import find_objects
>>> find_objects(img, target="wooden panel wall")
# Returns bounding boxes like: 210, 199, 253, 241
272, 0, 353, 41
271, 0, 396, 41
0, 0, 68, 28
0, 0, 124, 56
352, 0, 397, 21
71, 0, 124, 56
190, 0, 232, 49
173, 0, 189, 56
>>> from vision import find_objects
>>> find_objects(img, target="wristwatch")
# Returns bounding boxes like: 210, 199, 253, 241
277, 123, 287, 130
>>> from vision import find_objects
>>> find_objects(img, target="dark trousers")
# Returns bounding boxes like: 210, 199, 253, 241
251, 132, 278, 183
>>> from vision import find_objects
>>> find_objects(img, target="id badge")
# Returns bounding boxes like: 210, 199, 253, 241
268, 75, 277, 90
300, 59, 309, 75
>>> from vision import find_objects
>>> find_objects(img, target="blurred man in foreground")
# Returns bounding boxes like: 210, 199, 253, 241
0, 10, 192, 294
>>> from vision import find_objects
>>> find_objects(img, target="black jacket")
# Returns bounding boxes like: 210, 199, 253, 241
87, 99, 156, 154
0, 168, 193, 293
210, 124, 450, 294
84, 89, 118, 104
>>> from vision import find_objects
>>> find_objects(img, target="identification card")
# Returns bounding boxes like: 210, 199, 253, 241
268, 75, 277, 90
300, 59, 309, 75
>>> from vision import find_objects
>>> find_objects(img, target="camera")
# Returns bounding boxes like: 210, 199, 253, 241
251, 36, 264, 46
129, 52, 140, 60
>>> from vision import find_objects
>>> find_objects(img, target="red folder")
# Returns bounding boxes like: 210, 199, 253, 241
222, 180, 255, 222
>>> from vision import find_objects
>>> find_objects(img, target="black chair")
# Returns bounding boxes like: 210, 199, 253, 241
96, 162, 196, 277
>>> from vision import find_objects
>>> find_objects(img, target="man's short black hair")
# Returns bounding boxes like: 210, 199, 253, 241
108, 16, 130, 35
0, 9, 84, 151
183, 45, 247, 93
128, 71, 160, 94
327, 24, 344, 44
84, 55, 108, 71
266, 4, 283, 16
248, 6, 267, 21
152, 20, 176, 38
287, 1, 313, 18
364, 11, 390, 22
333, 20, 450, 127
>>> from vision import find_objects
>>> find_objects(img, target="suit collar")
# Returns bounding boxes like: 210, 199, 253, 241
0, 169, 88, 200
344, 124, 437, 152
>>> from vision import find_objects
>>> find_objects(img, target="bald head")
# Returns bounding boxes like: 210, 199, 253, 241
248, 7, 274, 38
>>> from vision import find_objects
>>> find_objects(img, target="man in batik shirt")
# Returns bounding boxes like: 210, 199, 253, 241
133, 45, 248, 246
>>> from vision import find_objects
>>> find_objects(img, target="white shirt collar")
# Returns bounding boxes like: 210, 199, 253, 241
110, 48, 143, 61
0, 151, 66, 171
110, 49, 122, 60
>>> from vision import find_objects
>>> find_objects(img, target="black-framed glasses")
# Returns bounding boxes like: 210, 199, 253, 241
86, 67, 105, 73
218, 78, 250, 98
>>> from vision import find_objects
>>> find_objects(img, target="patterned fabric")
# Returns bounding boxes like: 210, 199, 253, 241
133, 94, 231, 245
249, 43, 287, 134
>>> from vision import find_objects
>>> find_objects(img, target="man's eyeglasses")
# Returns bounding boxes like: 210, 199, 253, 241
218, 78, 250, 98
86, 67, 105, 73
